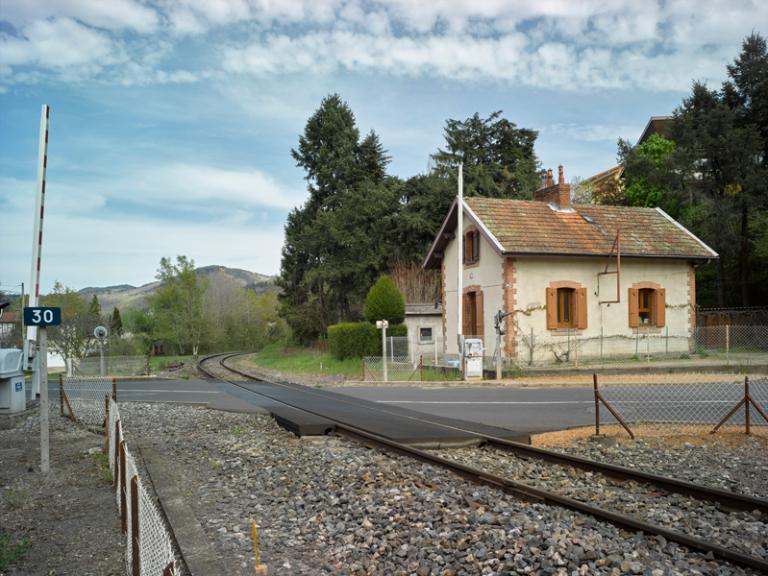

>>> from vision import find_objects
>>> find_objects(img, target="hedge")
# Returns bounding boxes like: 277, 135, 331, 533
328, 322, 407, 359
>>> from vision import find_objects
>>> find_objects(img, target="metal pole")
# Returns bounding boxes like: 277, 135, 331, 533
495, 329, 502, 380
745, 377, 750, 436
39, 326, 49, 473
457, 163, 464, 375
26, 105, 51, 392
99, 340, 105, 377
593, 373, 600, 436
382, 323, 388, 383
726, 324, 730, 365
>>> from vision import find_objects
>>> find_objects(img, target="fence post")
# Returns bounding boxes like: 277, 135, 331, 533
114, 420, 120, 491
59, 373, 64, 417
665, 325, 669, 356
163, 562, 175, 576
745, 376, 750, 435
726, 324, 731, 365
529, 326, 534, 366
593, 373, 600, 436
599, 327, 604, 365
360, 356, 365, 381
120, 441, 127, 533
130, 475, 140, 576
419, 354, 423, 382
635, 328, 639, 357
103, 395, 110, 453
112, 378, 117, 401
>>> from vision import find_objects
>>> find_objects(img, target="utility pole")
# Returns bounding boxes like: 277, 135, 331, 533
457, 163, 464, 375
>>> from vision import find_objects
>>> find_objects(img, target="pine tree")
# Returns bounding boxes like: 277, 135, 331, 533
110, 307, 123, 336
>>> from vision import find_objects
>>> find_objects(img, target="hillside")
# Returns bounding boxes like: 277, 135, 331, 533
79, 266, 276, 313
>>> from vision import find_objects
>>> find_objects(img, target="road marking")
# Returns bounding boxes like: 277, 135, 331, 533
117, 389, 219, 394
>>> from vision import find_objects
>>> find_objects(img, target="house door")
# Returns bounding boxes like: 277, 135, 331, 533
462, 290, 483, 337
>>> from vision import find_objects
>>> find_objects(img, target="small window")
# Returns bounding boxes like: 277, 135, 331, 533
463, 230, 480, 265
419, 327, 433, 344
557, 287, 575, 328
638, 288, 653, 325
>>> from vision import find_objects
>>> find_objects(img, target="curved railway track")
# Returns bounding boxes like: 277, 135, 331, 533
198, 352, 768, 573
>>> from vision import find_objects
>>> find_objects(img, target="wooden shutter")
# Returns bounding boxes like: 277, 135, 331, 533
473, 231, 480, 262
462, 293, 470, 335
546, 288, 557, 330
476, 289, 484, 339
654, 288, 666, 328
576, 288, 588, 329
628, 288, 639, 328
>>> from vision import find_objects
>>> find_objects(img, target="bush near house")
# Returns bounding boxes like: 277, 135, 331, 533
328, 322, 407, 359
364, 275, 405, 324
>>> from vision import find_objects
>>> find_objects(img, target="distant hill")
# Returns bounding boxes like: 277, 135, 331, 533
79, 266, 276, 313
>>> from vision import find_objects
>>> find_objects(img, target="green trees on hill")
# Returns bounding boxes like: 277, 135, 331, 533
279, 96, 542, 342
619, 33, 768, 307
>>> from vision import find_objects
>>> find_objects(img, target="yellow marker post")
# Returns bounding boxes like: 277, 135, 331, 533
251, 520, 268, 575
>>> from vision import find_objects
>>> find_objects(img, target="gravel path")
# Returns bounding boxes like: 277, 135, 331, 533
120, 403, 763, 575
431, 444, 767, 562
0, 406, 124, 575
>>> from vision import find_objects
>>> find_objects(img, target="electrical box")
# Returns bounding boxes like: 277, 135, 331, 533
0, 349, 26, 414
464, 338, 484, 379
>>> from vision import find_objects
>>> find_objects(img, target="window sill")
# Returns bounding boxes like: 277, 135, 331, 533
635, 326, 662, 334
550, 328, 583, 336
463, 261, 480, 269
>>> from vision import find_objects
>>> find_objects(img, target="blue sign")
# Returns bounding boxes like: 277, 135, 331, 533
23, 307, 62, 327
15, 381, 22, 392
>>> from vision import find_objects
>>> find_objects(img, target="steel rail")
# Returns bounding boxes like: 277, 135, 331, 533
198, 353, 768, 573
209, 353, 768, 515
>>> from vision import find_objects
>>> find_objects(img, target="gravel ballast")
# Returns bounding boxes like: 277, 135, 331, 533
120, 403, 765, 575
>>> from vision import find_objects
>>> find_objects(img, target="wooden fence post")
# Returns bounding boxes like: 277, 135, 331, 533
120, 441, 127, 533
103, 395, 110, 453
130, 475, 140, 576
114, 420, 120, 491
745, 377, 750, 435
59, 373, 64, 416
112, 378, 117, 401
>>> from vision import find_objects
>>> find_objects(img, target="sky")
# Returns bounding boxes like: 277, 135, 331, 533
0, 1, 763, 293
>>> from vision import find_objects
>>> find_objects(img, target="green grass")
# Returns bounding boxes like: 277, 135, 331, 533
149, 355, 193, 373
0, 531, 30, 570
252, 343, 364, 378
91, 451, 112, 483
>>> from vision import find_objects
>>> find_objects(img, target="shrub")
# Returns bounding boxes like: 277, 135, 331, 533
328, 322, 408, 359
364, 275, 405, 324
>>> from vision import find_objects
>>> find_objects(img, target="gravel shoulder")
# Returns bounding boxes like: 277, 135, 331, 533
0, 407, 124, 576
121, 402, 764, 575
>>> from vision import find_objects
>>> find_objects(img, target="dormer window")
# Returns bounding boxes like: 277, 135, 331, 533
463, 230, 480, 265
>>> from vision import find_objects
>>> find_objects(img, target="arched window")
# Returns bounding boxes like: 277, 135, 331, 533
629, 284, 666, 328
557, 287, 575, 328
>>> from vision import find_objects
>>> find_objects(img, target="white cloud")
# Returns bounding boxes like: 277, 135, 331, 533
0, 18, 125, 78
1, 0, 159, 33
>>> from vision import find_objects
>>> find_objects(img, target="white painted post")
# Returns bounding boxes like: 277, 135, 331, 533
382, 322, 388, 382
457, 163, 464, 374
26, 105, 50, 397
39, 326, 49, 473
726, 324, 730, 364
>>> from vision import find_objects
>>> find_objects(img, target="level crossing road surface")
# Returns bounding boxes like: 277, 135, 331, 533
49, 378, 599, 434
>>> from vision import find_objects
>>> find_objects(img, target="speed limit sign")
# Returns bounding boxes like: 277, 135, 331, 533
23, 307, 62, 326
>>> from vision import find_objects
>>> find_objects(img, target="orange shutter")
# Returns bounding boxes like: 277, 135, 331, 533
576, 288, 588, 329
476, 290, 484, 340
462, 293, 469, 335
655, 288, 666, 327
474, 231, 480, 262
546, 288, 557, 330
628, 288, 639, 328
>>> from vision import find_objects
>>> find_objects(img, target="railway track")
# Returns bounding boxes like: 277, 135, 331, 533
198, 352, 768, 573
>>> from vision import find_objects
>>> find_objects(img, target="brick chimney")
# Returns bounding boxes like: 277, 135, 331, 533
534, 165, 571, 209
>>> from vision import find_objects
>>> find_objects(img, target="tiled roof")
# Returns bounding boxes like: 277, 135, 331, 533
464, 197, 716, 260
583, 163, 623, 187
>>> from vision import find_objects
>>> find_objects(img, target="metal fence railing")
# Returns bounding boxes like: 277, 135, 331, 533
593, 374, 768, 437
108, 398, 178, 576
59, 375, 116, 429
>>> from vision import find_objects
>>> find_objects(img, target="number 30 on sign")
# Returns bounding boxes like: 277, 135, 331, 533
24, 307, 62, 326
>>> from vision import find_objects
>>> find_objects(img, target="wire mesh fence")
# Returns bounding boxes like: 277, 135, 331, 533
59, 375, 115, 428
508, 325, 768, 370
108, 398, 178, 576
75, 355, 149, 377
594, 374, 768, 437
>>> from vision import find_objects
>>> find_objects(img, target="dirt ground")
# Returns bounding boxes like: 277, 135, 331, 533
532, 423, 768, 448
0, 406, 124, 576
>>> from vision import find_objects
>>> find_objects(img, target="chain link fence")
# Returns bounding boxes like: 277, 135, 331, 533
593, 374, 768, 437
75, 355, 149, 377
59, 375, 115, 429
508, 325, 768, 370
108, 398, 178, 576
